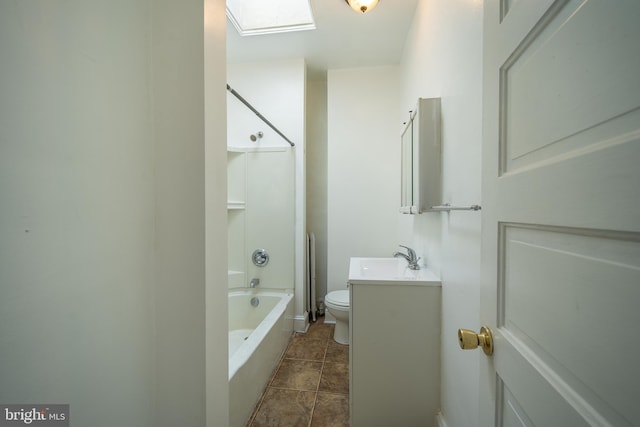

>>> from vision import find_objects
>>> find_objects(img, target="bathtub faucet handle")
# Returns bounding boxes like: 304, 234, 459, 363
250, 278, 260, 288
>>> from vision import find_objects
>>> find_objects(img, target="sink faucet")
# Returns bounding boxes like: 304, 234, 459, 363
250, 278, 260, 288
393, 245, 421, 270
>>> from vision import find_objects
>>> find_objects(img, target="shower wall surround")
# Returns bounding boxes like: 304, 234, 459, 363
226, 59, 307, 329
227, 147, 294, 290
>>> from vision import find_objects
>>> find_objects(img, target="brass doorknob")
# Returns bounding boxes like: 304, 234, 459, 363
458, 326, 494, 355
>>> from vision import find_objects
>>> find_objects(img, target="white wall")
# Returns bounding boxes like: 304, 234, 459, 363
0, 1, 229, 426
153, 0, 228, 426
326, 66, 400, 296
204, 0, 230, 424
227, 59, 305, 150
399, 1, 483, 426
0, 3, 154, 424
227, 59, 307, 329
306, 81, 329, 303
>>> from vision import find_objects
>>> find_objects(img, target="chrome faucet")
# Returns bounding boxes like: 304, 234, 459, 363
393, 245, 421, 270
249, 278, 260, 288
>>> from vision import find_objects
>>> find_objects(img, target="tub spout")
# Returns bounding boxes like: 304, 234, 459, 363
250, 278, 260, 288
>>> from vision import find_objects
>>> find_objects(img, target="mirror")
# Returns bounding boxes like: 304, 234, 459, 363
399, 98, 442, 214
400, 118, 414, 209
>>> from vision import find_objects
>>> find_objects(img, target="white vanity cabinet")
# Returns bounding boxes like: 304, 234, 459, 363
348, 259, 442, 427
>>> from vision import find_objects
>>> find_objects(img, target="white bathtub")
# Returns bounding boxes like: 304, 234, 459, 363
228, 289, 293, 427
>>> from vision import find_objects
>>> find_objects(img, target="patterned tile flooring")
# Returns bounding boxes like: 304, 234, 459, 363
247, 317, 350, 426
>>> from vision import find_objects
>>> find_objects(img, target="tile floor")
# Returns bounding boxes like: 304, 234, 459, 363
246, 317, 350, 427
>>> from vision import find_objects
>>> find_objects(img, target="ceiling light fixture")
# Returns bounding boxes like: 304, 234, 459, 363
345, 0, 379, 14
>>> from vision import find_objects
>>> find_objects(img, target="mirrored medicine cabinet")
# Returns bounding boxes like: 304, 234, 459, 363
400, 97, 442, 214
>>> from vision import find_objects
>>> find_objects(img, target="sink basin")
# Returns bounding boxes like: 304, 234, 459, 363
348, 257, 440, 285
357, 257, 412, 278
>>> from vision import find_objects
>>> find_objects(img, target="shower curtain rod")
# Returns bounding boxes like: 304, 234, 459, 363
226, 84, 295, 147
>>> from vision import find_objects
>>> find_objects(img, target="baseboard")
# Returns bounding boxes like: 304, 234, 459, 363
293, 313, 309, 333
436, 412, 448, 427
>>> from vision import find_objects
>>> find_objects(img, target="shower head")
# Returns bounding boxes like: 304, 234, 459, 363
250, 131, 264, 142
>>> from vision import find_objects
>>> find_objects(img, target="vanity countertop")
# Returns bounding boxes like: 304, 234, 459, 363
347, 257, 441, 286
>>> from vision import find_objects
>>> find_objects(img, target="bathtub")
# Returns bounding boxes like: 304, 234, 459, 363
228, 289, 294, 427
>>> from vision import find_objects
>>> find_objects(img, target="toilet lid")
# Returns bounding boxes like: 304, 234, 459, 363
326, 290, 349, 307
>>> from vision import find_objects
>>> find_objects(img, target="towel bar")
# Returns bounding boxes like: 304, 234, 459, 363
430, 204, 482, 212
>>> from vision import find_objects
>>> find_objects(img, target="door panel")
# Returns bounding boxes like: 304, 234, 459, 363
501, 0, 640, 174
499, 224, 640, 425
481, 0, 640, 426
500, 382, 534, 427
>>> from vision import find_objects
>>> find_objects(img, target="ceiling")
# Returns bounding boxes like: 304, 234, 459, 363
226, 0, 420, 81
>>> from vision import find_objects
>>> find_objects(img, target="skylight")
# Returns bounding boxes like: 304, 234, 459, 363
226, 0, 315, 36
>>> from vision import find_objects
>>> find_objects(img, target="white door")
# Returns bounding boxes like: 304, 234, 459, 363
479, 0, 640, 426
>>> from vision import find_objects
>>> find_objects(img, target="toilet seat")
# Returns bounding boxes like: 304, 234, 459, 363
325, 290, 349, 308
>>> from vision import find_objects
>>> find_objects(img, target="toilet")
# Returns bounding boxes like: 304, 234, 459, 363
324, 290, 350, 344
